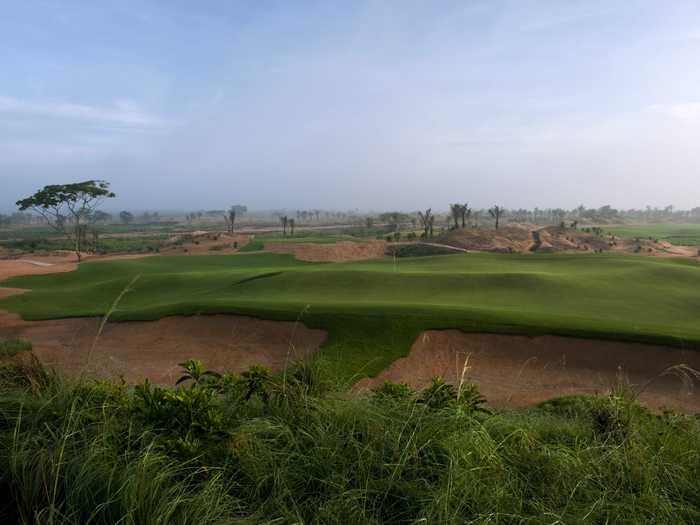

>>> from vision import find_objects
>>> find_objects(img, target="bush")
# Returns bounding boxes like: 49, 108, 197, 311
1, 360, 700, 523
0, 339, 32, 358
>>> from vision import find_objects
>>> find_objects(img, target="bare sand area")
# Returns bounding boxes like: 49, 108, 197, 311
0, 311, 326, 384
356, 330, 700, 412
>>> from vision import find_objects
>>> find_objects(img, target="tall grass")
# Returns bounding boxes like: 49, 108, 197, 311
1, 358, 699, 523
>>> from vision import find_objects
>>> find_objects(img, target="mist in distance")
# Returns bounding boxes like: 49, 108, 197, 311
2, 1, 700, 213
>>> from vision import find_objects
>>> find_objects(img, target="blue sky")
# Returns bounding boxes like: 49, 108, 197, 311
2, 1, 700, 211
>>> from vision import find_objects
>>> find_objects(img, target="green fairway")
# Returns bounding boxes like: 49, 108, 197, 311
2, 251, 700, 379
605, 223, 700, 246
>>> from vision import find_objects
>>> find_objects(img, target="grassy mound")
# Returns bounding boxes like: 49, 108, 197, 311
1, 360, 699, 523
2, 252, 700, 380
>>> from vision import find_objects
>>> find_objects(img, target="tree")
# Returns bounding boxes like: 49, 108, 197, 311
92, 210, 112, 223
449, 203, 471, 229
460, 203, 471, 228
417, 208, 434, 238
16, 180, 115, 261
224, 206, 238, 234
488, 206, 504, 229
119, 211, 134, 224
449, 204, 461, 229
280, 215, 288, 236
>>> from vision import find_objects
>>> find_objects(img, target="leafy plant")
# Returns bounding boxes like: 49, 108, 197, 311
371, 380, 414, 401
176, 359, 221, 387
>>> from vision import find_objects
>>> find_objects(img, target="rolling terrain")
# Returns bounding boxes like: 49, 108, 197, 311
2, 251, 700, 381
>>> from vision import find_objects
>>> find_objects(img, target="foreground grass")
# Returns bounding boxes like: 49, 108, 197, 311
0, 339, 32, 358
0, 359, 699, 524
2, 251, 700, 380
605, 223, 700, 246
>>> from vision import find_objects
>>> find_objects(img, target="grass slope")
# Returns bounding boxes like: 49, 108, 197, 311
2, 251, 700, 379
605, 223, 700, 246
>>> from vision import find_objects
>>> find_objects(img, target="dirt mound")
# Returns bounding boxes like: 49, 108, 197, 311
535, 226, 609, 252
439, 224, 699, 258
356, 330, 700, 413
0, 312, 326, 384
162, 231, 251, 255
438, 225, 532, 253
265, 240, 387, 262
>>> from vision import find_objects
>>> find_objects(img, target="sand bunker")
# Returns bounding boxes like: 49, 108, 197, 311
357, 330, 700, 413
0, 254, 79, 282
0, 311, 326, 385
264, 240, 387, 262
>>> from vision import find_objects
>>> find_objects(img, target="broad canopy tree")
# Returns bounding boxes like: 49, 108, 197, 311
119, 211, 134, 224
16, 180, 115, 261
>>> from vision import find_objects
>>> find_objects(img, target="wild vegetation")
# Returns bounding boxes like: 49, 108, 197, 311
0, 356, 699, 524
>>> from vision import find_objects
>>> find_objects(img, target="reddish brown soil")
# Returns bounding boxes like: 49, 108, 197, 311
356, 330, 700, 413
0, 311, 326, 384
0, 254, 79, 281
161, 232, 251, 255
264, 240, 387, 262
438, 224, 700, 258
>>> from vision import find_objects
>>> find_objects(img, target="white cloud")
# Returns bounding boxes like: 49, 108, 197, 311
0, 95, 167, 129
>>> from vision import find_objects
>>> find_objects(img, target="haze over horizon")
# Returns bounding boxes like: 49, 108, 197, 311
2, 1, 700, 213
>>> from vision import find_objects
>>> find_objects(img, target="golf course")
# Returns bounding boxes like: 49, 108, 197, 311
2, 250, 699, 381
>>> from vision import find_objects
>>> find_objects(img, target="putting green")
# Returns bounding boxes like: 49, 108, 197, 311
2, 251, 700, 379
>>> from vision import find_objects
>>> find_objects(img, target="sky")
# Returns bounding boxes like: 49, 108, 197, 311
1, 0, 700, 212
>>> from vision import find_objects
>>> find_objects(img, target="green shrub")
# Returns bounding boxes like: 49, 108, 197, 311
0, 339, 32, 358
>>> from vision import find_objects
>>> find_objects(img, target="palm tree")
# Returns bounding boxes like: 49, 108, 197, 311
450, 204, 461, 229
489, 206, 504, 229
460, 203, 471, 228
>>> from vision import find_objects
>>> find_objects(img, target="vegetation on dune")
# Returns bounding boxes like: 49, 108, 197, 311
1, 358, 700, 523
2, 252, 700, 381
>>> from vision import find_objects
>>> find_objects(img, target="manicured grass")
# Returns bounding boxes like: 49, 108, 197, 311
2, 251, 700, 380
605, 223, 700, 246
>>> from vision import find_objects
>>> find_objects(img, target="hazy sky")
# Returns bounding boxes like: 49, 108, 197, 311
2, 1, 700, 212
